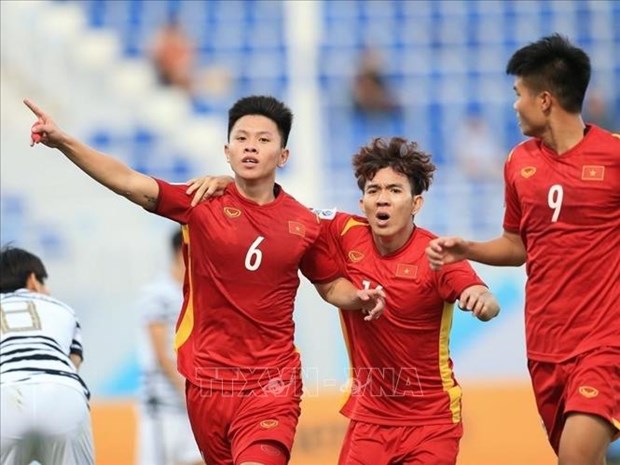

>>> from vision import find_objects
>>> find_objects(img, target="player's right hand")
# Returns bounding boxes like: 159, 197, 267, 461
23, 98, 66, 149
357, 287, 386, 321
425, 236, 468, 270
186, 175, 234, 206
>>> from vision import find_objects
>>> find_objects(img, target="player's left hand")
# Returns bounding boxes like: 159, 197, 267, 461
357, 287, 386, 321
458, 285, 500, 322
186, 175, 234, 206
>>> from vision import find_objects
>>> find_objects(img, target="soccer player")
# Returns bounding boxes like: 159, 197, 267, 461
0, 246, 93, 465
136, 229, 203, 465
25, 95, 384, 465
426, 34, 620, 464
187, 136, 500, 465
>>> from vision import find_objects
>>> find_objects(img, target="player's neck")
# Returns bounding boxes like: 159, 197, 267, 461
540, 113, 586, 155
234, 176, 277, 205
372, 224, 415, 256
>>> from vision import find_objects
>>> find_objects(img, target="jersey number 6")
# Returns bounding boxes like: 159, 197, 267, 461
245, 236, 265, 271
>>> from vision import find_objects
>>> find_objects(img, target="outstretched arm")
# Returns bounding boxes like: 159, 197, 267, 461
315, 278, 385, 321
25, 99, 160, 210
426, 231, 526, 270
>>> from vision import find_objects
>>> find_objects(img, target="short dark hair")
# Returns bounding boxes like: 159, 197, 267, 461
506, 34, 591, 113
228, 95, 293, 147
353, 137, 435, 196
171, 229, 183, 253
0, 246, 48, 293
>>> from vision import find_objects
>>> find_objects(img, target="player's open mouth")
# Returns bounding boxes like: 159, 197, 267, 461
376, 212, 390, 226
242, 157, 258, 164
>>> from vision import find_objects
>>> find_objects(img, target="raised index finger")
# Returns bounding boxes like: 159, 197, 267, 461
23, 98, 45, 119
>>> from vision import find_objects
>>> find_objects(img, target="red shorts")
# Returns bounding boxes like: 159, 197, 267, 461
186, 379, 302, 465
338, 420, 463, 465
528, 346, 620, 453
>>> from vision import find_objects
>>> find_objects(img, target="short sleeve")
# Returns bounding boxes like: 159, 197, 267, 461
436, 261, 486, 303
503, 155, 521, 233
152, 178, 192, 224
300, 222, 342, 284
70, 320, 84, 360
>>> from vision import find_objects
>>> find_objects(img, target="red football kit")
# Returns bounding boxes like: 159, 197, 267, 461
153, 180, 340, 463
503, 125, 620, 449
321, 212, 485, 464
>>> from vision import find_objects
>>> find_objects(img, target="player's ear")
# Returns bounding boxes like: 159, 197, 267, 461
25, 272, 38, 291
411, 195, 424, 215
224, 144, 230, 163
277, 148, 289, 168
25, 272, 48, 294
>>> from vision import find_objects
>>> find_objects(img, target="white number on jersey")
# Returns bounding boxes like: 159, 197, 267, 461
245, 236, 265, 271
0, 302, 42, 333
362, 279, 384, 292
547, 184, 564, 222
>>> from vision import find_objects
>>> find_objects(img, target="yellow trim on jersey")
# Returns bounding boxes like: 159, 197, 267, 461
338, 309, 355, 409
174, 225, 194, 350
439, 302, 462, 423
340, 217, 367, 236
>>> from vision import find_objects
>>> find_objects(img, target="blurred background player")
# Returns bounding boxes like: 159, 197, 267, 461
187, 136, 501, 465
426, 34, 620, 464
0, 246, 93, 465
24, 95, 384, 465
136, 229, 203, 465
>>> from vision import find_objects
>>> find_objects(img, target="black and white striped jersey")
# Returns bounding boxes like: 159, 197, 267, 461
0, 289, 90, 400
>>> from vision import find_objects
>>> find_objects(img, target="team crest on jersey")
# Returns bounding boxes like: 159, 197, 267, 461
581, 165, 605, 181
578, 386, 599, 398
395, 264, 417, 279
310, 207, 337, 220
224, 207, 241, 218
520, 166, 536, 178
288, 221, 306, 237
348, 250, 364, 262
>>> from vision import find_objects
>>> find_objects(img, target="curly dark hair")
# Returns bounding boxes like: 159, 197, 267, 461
352, 137, 435, 195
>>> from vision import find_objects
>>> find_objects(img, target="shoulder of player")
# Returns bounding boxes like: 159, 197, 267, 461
414, 226, 437, 243
590, 125, 620, 146
2, 290, 77, 316
506, 139, 537, 163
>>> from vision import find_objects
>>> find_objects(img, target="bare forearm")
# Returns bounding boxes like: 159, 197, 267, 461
466, 233, 526, 266
58, 136, 159, 209
315, 278, 360, 309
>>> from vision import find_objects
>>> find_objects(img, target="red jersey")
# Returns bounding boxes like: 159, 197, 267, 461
153, 180, 340, 390
321, 212, 486, 426
503, 125, 620, 362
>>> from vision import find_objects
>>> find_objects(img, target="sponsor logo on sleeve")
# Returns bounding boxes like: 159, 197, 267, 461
259, 419, 279, 429
578, 386, 599, 398
520, 167, 536, 178
311, 207, 337, 220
